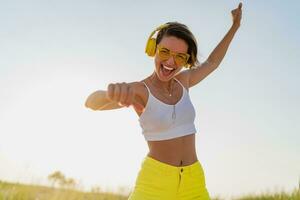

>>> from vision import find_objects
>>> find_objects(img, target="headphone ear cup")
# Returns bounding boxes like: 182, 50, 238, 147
145, 38, 157, 57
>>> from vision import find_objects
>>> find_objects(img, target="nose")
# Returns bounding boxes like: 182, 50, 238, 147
165, 55, 176, 66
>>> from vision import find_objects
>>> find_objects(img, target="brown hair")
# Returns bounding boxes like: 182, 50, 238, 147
156, 22, 199, 69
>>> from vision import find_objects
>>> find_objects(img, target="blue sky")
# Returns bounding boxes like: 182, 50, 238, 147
0, 0, 299, 199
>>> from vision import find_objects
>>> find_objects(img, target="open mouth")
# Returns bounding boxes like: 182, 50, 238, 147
160, 64, 176, 78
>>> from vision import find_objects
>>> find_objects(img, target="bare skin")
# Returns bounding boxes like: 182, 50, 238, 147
134, 73, 198, 167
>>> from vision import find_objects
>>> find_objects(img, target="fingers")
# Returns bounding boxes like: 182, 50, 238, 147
119, 82, 128, 106
114, 83, 121, 103
231, 2, 242, 14
106, 82, 145, 112
107, 83, 115, 101
238, 2, 242, 10
107, 82, 122, 103
231, 2, 243, 24
125, 86, 135, 107
106, 82, 136, 108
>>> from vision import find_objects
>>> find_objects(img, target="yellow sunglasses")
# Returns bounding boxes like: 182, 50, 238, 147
156, 44, 190, 66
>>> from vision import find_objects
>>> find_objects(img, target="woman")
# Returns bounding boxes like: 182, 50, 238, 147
85, 3, 242, 200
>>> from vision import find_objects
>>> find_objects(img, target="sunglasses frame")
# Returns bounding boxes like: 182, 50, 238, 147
156, 44, 190, 67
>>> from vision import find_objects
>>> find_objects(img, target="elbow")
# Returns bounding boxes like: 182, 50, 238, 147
85, 104, 99, 111
84, 99, 89, 108
84, 90, 108, 111
84, 98, 90, 108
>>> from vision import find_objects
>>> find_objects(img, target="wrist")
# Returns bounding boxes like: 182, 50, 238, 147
232, 22, 240, 30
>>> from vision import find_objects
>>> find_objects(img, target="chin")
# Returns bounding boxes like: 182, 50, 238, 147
157, 70, 176, 82
154, 60, 178, 81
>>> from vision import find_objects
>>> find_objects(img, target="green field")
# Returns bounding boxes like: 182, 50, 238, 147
0, 180, 128, 200
1, 180, 299, 200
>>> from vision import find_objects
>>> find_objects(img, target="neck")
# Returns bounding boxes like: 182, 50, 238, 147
150, 72, 174, 94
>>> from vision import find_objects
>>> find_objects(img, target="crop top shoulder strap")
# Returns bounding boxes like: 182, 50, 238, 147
142, 77, 188, 98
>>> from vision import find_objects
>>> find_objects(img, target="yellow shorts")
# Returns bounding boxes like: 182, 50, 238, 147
128, 156, 210, 200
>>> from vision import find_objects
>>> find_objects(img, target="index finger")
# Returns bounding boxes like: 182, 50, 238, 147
238, 2, 242, 10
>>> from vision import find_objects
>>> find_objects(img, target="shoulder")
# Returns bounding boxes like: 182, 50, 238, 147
129, 81, 148, 108
174, 70, 190, 92
129, 81, 147, 96
127, 80, 148, 117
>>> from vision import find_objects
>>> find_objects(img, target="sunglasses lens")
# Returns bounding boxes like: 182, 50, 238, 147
158, 48, 171, 60
175, 55, 188, 66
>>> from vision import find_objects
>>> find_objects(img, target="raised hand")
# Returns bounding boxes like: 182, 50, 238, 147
231, 2, 243, 27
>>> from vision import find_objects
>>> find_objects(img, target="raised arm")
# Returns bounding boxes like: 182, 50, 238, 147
187, 2, 243, 88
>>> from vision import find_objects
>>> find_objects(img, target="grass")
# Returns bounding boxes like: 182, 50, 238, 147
1, 180, 299, 200
234, 189, 300, 200
0, 180, 128, 200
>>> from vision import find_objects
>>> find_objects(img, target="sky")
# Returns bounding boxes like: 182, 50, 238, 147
0, 0, 299, 199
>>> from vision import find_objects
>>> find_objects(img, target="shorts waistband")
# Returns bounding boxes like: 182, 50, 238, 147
142, 155, 202, 176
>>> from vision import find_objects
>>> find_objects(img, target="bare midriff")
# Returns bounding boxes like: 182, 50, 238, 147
146, 133, 198, 167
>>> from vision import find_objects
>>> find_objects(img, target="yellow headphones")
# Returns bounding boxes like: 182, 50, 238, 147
145, 24, 169, 57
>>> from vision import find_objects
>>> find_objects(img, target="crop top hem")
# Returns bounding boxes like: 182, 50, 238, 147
143, 123, 197, 141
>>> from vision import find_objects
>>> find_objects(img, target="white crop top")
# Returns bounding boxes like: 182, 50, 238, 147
138, 78, 197, 141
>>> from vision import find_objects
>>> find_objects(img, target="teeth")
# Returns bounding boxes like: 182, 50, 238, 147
163, 65, 175, 71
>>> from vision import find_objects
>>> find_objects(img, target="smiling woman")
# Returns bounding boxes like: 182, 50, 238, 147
85, 3, 242, 200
